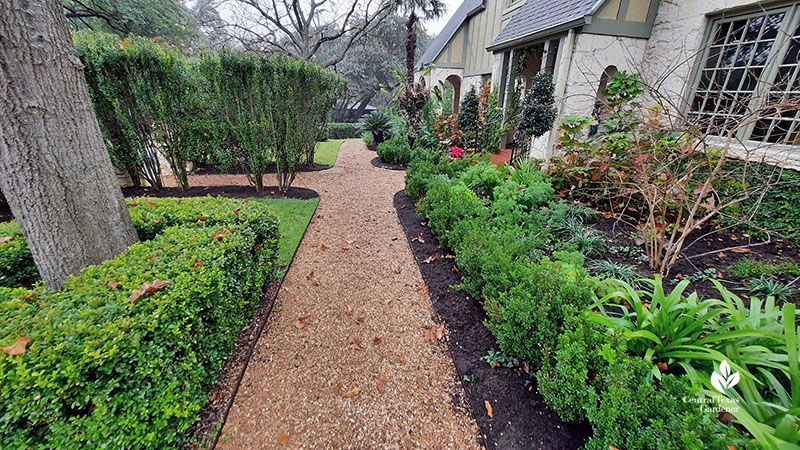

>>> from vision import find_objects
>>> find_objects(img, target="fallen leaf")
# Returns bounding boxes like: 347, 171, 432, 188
333, 382, 344, 394
394, 357, 406, 364
452, 265, 460, 273
233, 208, 241, 216
444, 254, 455, 259
373, 337, 383, 345
192, 259, 204, 268
341, 247, 349, 251
1, 336, 30, 355
307, 271, 315, 280
349, 337, 364, 350
107, 281, 119, 289
197, 215, 208, 221
717, 252, 727, 258
212, 229, 231, 240
416, 285, 430, 295
394, 266, 402, 274
320, 244, 328, 251
485, 400, 494, 418
426, 324, 445, 341
656, 362, 668, 372
341, 387, 361, 398
383, 298, 394, 305
242, 198, 249, 204
730, 234, 739, 241
422, 256, 438, 264
294, 315, 311, 329
610, 446, 620, 450
0, 236, 13, 245
20, 293, 37, 301
401, 204, 407, 209
731, 247, 751, 253
208, 391, 221, 403
147, 255, 158, 262
373, 375, 388, 393
277, 431, 290, 445
412, 233, 425, 243
130, 280, 171, 302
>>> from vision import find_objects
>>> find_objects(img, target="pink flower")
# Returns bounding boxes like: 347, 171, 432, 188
449, 146, 465, 159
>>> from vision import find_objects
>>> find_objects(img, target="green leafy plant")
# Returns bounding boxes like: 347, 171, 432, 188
749, 276, 795, 302
517, 71, 557, 141
358, 110, 394, 146
587, 259, 640, 284
457, 86, 480, 149
482, 349, 520, 368
0, 222, 38, 288
377, 134, 413, 165
732, 258, 800, 280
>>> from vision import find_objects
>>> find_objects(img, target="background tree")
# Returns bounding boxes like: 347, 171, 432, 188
518, 71, 557, 140
212, 0, 390, 67
457, 86, 480, 149
315, 14, 431, 121
62, 0, 195, 43
0, 0, 139, 288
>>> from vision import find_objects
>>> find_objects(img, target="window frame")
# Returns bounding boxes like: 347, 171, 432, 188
686, 2, 800, 145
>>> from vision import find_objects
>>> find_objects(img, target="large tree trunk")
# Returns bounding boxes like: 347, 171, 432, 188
0, 0, 139, 289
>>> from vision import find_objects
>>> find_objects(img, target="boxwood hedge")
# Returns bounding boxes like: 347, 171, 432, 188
0, 198, 278, 449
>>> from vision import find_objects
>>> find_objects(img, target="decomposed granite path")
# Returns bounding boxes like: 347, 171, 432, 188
201, 140, 481, 449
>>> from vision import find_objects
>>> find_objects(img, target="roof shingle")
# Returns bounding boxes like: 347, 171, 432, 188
490, 0, 597, 49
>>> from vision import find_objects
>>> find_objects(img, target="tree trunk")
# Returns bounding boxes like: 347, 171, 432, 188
405, 12, 418, 90
0, 0, 139, 289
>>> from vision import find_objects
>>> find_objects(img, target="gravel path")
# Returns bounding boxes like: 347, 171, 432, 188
210, 141, 481, 449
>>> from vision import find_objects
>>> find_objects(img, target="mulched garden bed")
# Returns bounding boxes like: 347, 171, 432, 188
122, 185, 319, 200
590, 214, 800, 303
394, 190, 591, 450
192, 161, 332, 175
371, 157, 407, 171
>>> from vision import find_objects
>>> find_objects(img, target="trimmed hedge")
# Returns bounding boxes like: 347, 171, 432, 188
0, 198, 279, 449
0, 222, 38, 288
324, 123, 360, 139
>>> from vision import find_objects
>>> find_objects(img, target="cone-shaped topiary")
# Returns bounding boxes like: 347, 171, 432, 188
518, 71, 557, 139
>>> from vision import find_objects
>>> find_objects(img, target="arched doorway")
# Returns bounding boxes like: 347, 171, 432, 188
590, 65, 618, 136
445, 74, 461, 114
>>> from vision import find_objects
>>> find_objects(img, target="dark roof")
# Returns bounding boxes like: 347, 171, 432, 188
490, 0, 598, 49
418, 0, 484, 66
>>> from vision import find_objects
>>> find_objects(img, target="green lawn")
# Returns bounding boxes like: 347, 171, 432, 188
314, 139, 347, 166
252, 197, 319, 267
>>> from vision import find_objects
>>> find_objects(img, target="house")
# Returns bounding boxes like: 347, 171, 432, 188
420, 0, 800, 168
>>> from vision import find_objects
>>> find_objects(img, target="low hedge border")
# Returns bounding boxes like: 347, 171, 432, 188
0, 198, 279, 449
324, 122, 360, 140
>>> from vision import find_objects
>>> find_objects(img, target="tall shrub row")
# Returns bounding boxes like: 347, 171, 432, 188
73, 32, 345, 193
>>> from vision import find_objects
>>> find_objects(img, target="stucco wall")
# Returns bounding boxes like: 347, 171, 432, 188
561, 33, 649, 117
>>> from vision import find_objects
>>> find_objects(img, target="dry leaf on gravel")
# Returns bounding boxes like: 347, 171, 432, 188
484, 400, 493, 418
373, 337, 383, 345
394, 357, 406, 364
341, 387, 361, 398
349, 337, 364, 350
277, 431, 290, 445
394, 266, 402, 274
320, 244, 328, 251
416, 285, 430, 294
306, 271, 315, 280
130, 280, 171, 302
383, 298, 393, 305
1, 336, 30, 355
294, 315, 311, 329
426, 324, 445, 341
373, 375, 388, 393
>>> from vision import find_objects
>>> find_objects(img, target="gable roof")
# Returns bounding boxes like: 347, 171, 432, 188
418, 0, 484, 66
489, 0, 599, 50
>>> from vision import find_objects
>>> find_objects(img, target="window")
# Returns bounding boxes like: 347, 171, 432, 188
689, 4, 800, 144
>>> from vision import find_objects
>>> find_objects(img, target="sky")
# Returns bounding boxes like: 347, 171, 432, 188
423, 0, 462, 35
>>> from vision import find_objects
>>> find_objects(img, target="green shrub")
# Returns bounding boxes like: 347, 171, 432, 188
518, 72, 557, 140
377, 134, 413, 165
0, 202, 278, 449
458, 161, 506, 199
484, 253, 594, 367
585, 357, 748, 450
0, 222, 38, 288
419, 178, 489, 249
457, 86, 480, 149
404, 148, 470, 200
361, 131, 375, 147
325, 122, 361, 139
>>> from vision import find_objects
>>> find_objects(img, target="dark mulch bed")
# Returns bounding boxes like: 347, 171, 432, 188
122, 185, 318, 200
192, 162, 331, 175
591, 215, 800, 303
394, 191, 590, 450
371, 157, 407, 171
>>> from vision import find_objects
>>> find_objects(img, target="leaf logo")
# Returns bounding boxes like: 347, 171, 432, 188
711, 360, 740, 392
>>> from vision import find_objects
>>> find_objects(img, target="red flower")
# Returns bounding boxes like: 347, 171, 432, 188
449, 146, 465, 159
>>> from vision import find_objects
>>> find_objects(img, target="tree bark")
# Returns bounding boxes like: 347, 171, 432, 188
405, 11, 418, 90
0, 0, 139, 289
